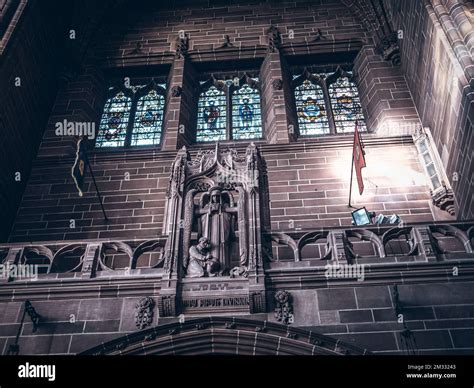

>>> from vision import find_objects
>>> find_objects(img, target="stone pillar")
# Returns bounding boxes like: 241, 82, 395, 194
159, 147, 189, 316
260, 27, 297, 144
161, 36, 198, 151
81, 242, 101, 278
426, 0, 474, 83
3, 248, 22, 281
328, 231, 349, 265
246, 144, 268, 313
353, 47, 421, 135
414, 226, 438, 262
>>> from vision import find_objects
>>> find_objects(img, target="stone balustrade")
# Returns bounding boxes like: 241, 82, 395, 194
0, 221, 473, 282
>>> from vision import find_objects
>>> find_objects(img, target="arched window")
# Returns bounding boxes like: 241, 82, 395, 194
96, 81, 166, 148
131, 87, 166, 146
96, 91, 132, 148
294, 74, 329, 136
292, 67, 366, 137
196, 85, 227, 142
328, 72, 366, 133
196, 74, 262, 142
231, 83, 262, 140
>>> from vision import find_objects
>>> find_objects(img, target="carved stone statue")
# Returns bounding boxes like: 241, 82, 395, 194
159, 142, 270, 315
186, 237, 220, 278
164, 143, 270, 279
196, 188, 237, 275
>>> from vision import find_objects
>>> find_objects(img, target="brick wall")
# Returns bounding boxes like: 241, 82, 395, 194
0, 0, 472, 357
9, 136, 434, 242
1, 280, 473, 355
0, 1, 72, 241
93, 0, 370, 57
10, 151, 173, 242
298, 281, 474, 354
266, 138, 433, 231
6, 0, 438, 242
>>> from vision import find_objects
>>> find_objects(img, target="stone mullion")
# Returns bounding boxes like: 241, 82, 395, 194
81, 242, 101, 278
226, 86, 232, 141
413, 226, 438, 262
321, 79, 337, 135
3, 248, 22, 281
327, 231, 349, 264
124, 94, 138, 148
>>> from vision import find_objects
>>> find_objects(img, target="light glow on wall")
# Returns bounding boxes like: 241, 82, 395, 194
327, 147, 429, 193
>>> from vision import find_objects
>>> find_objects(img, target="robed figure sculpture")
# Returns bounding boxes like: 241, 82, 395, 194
159, 143, 270, 315
187, 188, 238, 276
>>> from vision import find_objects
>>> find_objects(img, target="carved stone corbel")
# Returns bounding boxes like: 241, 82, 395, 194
272, 79, 283, 90
217, 34, 234, 49
135, 297, 155, 330
274, 290, 293, 324
175, 35, 189, 59
266, 25, 281, 52
376, 32, 401, 66
171, 85, 182, 97
431, 186, 455, 216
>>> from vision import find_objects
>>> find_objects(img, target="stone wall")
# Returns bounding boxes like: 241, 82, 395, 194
0, 1, 72, 241
9, 137, 434, 242
1, 280, 473, 355
7, 0, 437, 242
296, 281, 474, 354
386, 0, 474, 219
1, 0, 471, 357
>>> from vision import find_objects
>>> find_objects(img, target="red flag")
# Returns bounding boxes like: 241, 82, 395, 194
352, 121, 366, 195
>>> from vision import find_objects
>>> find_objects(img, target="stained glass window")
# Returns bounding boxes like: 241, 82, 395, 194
328, 74, 366, 133
131, 89, 165, 146
96, 92, 132, 147
416, 138, 441, 190
231, 84, 262, 140
196, 86, 227, 142
295, 79, 329, 136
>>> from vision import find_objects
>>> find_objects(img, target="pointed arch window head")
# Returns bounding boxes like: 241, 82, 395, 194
196, 86, 227, 142
131, 88, 166, 146
96, 91, 132, 148
232, 83, 262, 140
329, 73, 366, 134
96, 81, 167, 149
196, 75, 262, 143
292, 68, 366, 137
295, 79, 329, 136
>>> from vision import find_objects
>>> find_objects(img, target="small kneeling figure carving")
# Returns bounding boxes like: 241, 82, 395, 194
186, 237, 220, 278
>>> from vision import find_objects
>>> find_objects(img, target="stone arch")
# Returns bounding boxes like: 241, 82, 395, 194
81, 317, 369, 356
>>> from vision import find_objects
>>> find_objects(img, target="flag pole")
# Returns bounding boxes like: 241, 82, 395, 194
348, 153, 354, 208
87, 161, 109, 222
348, 120, 358, 208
